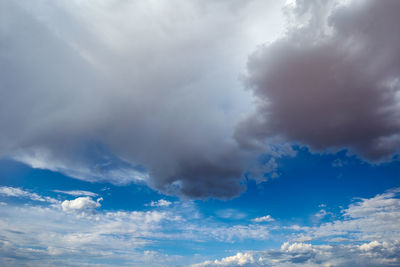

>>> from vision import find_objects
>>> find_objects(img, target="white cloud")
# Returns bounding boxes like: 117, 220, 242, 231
61, 197, 102, 213
0, 186, 58, 204
216, 209, 247, 220
193, 188, 400, 266
53, 190, 98, 197
149, 199, 172, 207
0, 187, 276, 266
193, 252, 255, 267
252, 214, 274, 223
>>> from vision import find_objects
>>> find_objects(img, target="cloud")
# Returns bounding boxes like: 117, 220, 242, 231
0, 0, 288, 199
194, 241, 400, 267
0, 187, 275, 266
193, 188, 400, 266
236, 0, 400, 161
61, 197, 102, 213
0, 186, 58, 204
216, 209, 247, 220
192, 252, 255, 267
252, 214, 274, 223
149, 199, 172, 207
53, 190, 98, 197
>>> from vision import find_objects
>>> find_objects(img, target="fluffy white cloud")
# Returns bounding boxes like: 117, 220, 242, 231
61, 197, 102, 213
193, 252, 255, 267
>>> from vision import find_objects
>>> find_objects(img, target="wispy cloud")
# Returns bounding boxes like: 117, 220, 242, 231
0, 186, 58, 204
53, 190, 98, 197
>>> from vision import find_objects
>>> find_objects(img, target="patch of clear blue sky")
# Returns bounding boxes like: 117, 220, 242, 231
197, 147, 400, 225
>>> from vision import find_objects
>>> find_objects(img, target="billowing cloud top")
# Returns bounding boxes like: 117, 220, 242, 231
236, 0, 400, 161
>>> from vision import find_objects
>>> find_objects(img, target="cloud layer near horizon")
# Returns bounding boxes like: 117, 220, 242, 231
1, 186, 399, 266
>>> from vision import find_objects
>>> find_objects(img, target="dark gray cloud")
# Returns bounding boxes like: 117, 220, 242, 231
236, 0, 400, 161
0, 0, 285, 198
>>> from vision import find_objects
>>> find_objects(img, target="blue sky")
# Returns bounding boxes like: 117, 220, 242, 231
1, 0, 400, 266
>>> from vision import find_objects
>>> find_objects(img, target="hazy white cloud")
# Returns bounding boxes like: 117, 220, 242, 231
53, 190, 98, 197
149, 199, 172, 207
0, 186, 58, 204
216, 209, 247, 220
252, 214, 275, 223
0, 188, 276, 266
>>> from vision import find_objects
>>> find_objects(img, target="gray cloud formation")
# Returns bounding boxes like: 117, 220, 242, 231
0, 0, 285, 198
236, 0, 400, 161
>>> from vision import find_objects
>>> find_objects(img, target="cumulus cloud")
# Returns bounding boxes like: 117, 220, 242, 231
236, 0, 400, 161
0, 0, 289, 198
61, 197, 102, 213
192, 252, 255, 267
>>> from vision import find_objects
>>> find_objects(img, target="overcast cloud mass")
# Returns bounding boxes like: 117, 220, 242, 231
1, 0, 399, 199
0, 0, 285, 198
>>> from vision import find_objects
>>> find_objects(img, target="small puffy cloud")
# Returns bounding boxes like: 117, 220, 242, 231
359, 240, 382, 252
149, 199, 172, 207
252, 214, 274, 223
61, 197, 102, 213
53, 190, 98, 197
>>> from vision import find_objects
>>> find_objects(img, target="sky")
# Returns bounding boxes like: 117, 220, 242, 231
0, 0, 399, 266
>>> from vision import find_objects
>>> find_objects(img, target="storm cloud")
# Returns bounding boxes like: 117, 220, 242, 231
0, 0, 285, 198
236, 0, 400, 161
2, 0, 399, 199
